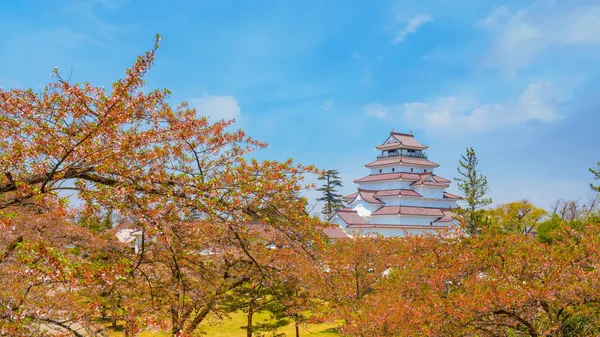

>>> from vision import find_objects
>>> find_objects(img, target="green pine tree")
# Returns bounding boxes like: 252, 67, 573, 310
590, 162, 600, 192
454, 147, 492, 235
316, 169, 344, 215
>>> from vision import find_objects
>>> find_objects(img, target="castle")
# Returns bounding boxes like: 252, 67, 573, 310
329, 131, 460, 237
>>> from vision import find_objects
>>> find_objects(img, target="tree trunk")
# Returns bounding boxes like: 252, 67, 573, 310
172, 324, 183, 337
125, 318, 136, 337
295, 319, 300, 337
171, 311, 182, 336
247, 302, 254, 337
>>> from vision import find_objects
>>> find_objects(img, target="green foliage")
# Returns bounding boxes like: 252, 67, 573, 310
486, 200, 547, 235
77, 209, 114, 233
316, 170, 344, 215
536, 215, 565, 244
535, 214, 597, 244
454, 147, 492, 235
591, 162, 600, 192
561, 311, 600, 336
222, 280, 292, 337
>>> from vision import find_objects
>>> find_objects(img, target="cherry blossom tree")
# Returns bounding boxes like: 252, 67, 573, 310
0, 35, 326, 336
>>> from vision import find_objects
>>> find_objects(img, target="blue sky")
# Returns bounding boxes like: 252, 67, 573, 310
1, 0, 599, 210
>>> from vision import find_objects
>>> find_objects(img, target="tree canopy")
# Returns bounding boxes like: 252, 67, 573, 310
486, 200, 547, 234
0, 35, 326, 337
315, 226, 600, 337
3, 34, 600, 337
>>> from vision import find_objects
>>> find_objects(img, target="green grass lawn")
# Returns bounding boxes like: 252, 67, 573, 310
104, 311, 340, 337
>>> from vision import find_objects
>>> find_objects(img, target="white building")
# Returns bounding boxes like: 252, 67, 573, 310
329, 131, 460, 237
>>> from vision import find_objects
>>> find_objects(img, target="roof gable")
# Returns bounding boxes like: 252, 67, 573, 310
384, 135, 399, 144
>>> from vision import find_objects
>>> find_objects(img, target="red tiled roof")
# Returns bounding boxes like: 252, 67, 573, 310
434, 210, 455, 223
355, 172, 449, 185
334, 209, 368, 225
343, 192, 357, 200
433, 176, 451, 183
376, 132, 429, 150
410, 173, 451, 187
413, 181, 449, 187
355, 172, 401, 183
376, 143, 406, 150
323, 226, 351, 239
358, 190, 384, 204
374, 189, 422, 198
354, 172, 420, 183
443, 192, 461, 199
402, 173, 422, 180
371, 206, 445, 217
345, 189, 422, 205
332, 207, 456, 229
392, 133, 428, 148
365, 156, 440, 168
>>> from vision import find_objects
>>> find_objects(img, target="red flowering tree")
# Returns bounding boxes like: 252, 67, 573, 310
321, 227, 600, 337
0, 35, 325, 336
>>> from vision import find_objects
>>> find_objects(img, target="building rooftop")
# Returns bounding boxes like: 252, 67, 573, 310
354, 172, 450, 186
371, 205, 445, 217
323, 226, 352, 239
346, 224, 450, 230
345, 188, 425, 205
443, 192, 461, 199
357, 190, 384, 204
365, 156, 440, 168
342, 192, 357, 200
374, 189, 422, 198
335, 209, 369, 225
375, 131, 429, 151
409, 173, 451, 187
434, 211, 455, 223
333, 209, 454, 229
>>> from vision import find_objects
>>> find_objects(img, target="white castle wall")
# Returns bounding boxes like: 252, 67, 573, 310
330, 215, 346, 228
377, 196, 456, 208
369, 166, 430, 175
349, 198, 380, 216
344, 226, 449, 237
412, 186, 445, 199
357, 180, 412, 190
365, 214, 440, 226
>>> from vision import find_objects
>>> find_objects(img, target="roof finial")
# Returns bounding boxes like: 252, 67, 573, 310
409, 129, 413, 135
391, 128, 395, 135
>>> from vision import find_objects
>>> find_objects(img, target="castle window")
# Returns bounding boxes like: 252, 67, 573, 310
410, 168, 413, 172
379, 169, 382, 173
392, 168, 395, 172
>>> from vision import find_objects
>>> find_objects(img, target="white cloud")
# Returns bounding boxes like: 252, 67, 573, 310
321, 99, 334, 111
366, 81, 568, 133
364, 103, 388, 119
191, 95, 241, 121
480, 3, 600, 74
392, 14, 433, 45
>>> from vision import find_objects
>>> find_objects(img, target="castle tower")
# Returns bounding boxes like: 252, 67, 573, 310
329, 131, 460, 236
